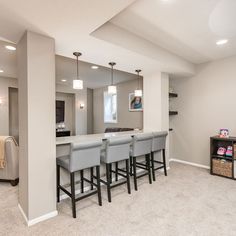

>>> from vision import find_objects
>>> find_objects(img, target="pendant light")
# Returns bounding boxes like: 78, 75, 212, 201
108, 62, 117, 94
73, 52, 83, 89
134, 69, 142, 97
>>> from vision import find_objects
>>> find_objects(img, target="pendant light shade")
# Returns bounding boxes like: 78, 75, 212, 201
134, 89, 142, 97
108, 85, 117, 94
134, 69, 142, 97
73, 79, 83, 89
73, 52, 83, 90
108, 62, 117, 94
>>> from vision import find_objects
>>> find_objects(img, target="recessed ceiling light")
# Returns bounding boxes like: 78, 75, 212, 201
61, 79, 67, 82
0, 69, 3, 73
91, 65, 99, 69
216, 39, 228, 45
5, 45, 16, 51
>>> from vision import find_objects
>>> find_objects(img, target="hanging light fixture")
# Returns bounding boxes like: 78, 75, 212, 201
108, 62, 117, 94
73, 52, 83, 89
134, 69, 142, 97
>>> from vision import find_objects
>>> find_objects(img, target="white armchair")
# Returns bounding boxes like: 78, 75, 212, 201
0, 137, 19, 186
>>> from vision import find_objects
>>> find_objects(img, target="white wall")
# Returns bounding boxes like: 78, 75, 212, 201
143, 71, 169, 164
170, 56, 236, 166
0, 76, 17, 135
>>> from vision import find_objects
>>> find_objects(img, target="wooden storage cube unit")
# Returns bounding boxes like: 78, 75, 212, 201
212, 158, 232, 178
234, 144, 236, 159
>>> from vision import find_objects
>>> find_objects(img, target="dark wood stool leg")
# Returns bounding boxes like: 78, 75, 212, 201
80, 170, 84, 193
106, 163, 112, 202
56, 165, 60, 202
109, 163, 112, 183
133, 156, 138, 191
115, 162, 118, 181
147, 154, 152, 184
151, 152, 156, 181
90, 167, 94, 190
96, 166, 102, 206
163, 149, 167, 176
145, 154, 149, 170
125, 159, 131, 194
10, 179, 19, 186
70, 172, 76, 218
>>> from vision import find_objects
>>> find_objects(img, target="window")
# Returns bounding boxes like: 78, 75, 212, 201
104, 91, 117, 123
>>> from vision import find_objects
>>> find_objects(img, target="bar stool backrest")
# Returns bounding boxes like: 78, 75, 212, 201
104, 136, 132, 163
69, 140, 102, 172
132, 133, 153, 157
152, 131, 168, 152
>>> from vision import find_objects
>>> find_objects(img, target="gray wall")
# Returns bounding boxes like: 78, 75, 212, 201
93, 79, 143, 133
56, 92, 75, 135
0, 76, 17, 135
170, 56, 236, 166
87, 88, 93, 134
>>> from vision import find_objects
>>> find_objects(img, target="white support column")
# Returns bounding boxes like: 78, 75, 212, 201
143, 71, 169, 165
143, 71, 162, 131
17, 31, 57, 225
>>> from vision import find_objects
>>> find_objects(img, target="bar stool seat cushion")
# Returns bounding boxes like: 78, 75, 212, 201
57, 155, 70, 170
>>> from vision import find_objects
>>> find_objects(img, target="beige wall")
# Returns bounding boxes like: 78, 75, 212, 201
170, 56, 236, 166
87, 88, 93, 134
18, 31, 56, 222
0, 76, 17, 135
93, 79, 143, 133
56, 92, 75, 135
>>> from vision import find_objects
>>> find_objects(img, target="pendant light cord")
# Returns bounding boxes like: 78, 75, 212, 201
138, 70, 140, 89
76, 55, 79, 80
135, 69, 141, 90
111, 64, 113, 85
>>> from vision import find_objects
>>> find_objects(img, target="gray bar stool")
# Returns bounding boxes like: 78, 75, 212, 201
151, 131, 168, 181
56, 140, 102, 218
100, 136, 132, 202
130, 133, 153, 191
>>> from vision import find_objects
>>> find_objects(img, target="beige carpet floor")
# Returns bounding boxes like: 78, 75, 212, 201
1, 162, 236, 236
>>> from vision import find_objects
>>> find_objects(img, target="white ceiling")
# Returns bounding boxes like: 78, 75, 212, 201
0, 40, 137, 88
0, 0, 195, 79
0, 0, 235, 81
0, 40, 16, 78
110, 0, 236, 64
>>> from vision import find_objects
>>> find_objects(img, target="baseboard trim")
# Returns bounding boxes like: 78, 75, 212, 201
18, 204, 28, 225
169, 158, 210, 169
18, 204, 58, 227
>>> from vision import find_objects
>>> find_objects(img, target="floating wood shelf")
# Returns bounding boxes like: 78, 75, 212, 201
169, 111, 178, 116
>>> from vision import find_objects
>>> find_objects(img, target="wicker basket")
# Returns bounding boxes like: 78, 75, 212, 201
212, 158, 232, 178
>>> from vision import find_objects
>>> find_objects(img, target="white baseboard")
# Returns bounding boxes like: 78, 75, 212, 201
169, 158, 210, 169
18, 204, 58, 227
18, 204, 28, 225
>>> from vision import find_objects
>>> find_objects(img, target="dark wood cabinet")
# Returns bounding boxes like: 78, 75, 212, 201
56, 130, 71, 137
